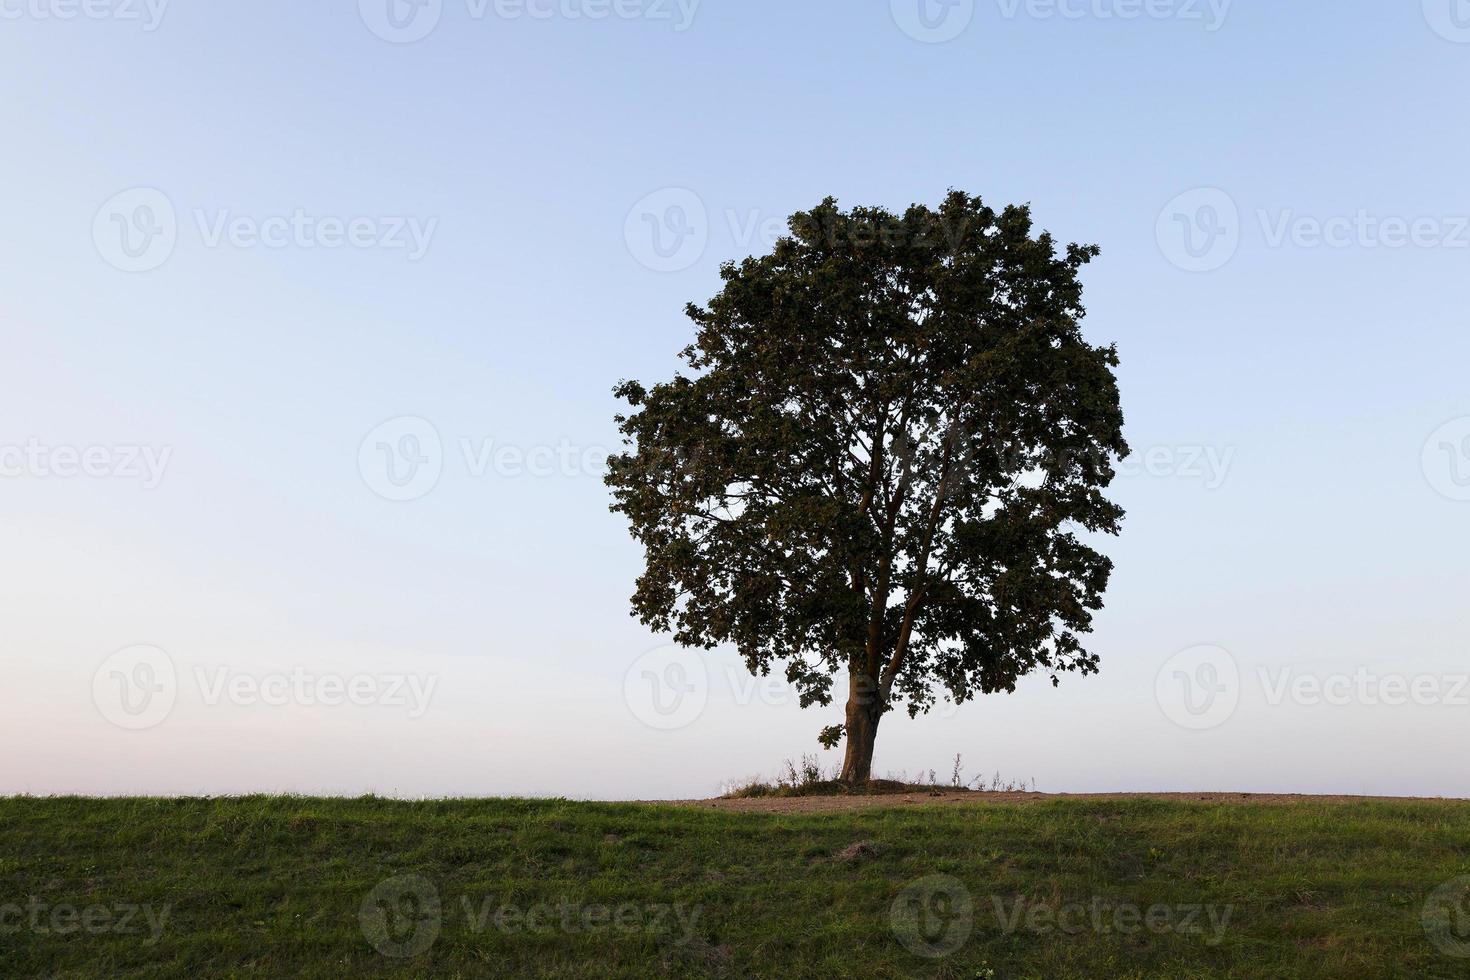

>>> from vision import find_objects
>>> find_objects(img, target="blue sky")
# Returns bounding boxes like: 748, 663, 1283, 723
2, 1, 1468, 798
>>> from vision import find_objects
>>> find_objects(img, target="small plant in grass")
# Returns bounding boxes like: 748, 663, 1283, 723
969, 772, 1038, 793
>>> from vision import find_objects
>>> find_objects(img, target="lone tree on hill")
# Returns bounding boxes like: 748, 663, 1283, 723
606, 192, 1127, 783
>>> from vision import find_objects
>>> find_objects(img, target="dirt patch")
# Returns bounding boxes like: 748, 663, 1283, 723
834, 840, 883, 861
652, 791, 1469, 814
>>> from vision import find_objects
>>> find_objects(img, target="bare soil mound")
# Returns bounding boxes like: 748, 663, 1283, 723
659, 790, 1466, 814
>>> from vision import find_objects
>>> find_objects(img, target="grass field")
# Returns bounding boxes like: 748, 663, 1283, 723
5, 794, 1470, 978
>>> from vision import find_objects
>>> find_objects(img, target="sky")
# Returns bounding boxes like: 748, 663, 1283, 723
2, 0, 1468, 800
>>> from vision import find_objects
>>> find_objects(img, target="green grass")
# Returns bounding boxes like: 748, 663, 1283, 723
4, 795, 1470, 978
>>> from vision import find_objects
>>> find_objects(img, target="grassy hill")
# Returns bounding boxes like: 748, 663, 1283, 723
4, 794, 1470, 978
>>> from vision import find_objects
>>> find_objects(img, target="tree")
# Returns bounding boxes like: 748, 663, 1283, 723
606, 192, 1127, 783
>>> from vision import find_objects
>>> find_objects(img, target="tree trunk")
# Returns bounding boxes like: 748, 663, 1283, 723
839, 672, 883, 784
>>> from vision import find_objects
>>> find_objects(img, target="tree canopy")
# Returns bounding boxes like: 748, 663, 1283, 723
607, 192, 1127, 781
